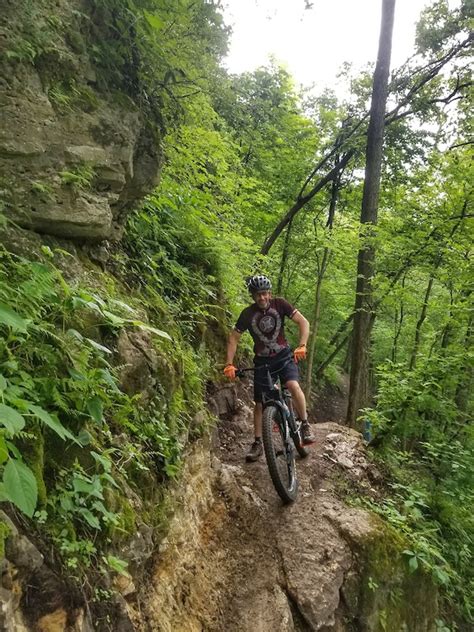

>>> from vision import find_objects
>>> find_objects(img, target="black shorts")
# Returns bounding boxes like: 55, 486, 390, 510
253, 348, 299, 403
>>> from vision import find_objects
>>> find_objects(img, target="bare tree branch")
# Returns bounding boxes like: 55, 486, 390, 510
259, 34, 472, 255
260, 151, 355, 254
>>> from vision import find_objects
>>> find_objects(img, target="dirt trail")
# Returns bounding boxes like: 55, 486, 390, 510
140, 385, 379, 632
210, 398, 375, 632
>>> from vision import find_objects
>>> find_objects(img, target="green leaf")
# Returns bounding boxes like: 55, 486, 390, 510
77, 429, 92, 446
73, 477, 103, 499
108, 299, 135, 314
408, 556, 419, 572
66, 328, 84, 341
86, 338, 112, 354
5, 441, 20, 459
72, 296, 102, 313
0, 303, 28, 333
434, 568, 450, 585
0, 482, 9, 502
68, 368, 86, 381
91, 451, 112, 473
0, 404, 25, 435
144, 10, 164, 31
86, 397, 103, 424
132, 321, 172, 340
105, 554, 130, 576
78, 507, 101, 529
0, 375, 7, 392
0, 435, 9, 464
27, 405, 77, 443
102, 310, 126, 327
3, 458, 38, 517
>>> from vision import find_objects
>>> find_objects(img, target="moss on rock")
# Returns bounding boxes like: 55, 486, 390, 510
0, 519, 11, 559
18, 423, 47, 506
353, 516, 438, 632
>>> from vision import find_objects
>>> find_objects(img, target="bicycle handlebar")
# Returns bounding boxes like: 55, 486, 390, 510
235, 355, 294, 380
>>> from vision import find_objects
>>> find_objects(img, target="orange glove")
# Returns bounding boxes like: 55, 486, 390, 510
224, 364, 237, 380
294, 344, 307, 363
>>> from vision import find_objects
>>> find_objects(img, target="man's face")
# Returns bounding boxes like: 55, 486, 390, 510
253, 290, 271, 310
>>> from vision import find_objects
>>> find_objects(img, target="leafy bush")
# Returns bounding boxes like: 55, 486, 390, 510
363, 357, 474, 624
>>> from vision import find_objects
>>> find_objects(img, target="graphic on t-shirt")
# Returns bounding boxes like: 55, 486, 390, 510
259, 314, 276, 334
251, 308, 285, 356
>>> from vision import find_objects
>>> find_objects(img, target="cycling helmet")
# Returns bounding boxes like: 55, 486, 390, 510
246, 275, 272, 293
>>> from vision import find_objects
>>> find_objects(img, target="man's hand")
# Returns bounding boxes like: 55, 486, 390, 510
224, 364, 237, 380
294, 344, 307, 363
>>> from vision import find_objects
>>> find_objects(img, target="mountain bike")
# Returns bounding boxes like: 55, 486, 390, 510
236, 360, 309, 503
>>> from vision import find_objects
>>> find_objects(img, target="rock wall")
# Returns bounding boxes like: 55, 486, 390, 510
0, 0, 163, 241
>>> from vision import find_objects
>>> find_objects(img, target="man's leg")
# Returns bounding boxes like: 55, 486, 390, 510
285, 380, 315, 444
254, 402, 263, 438
246, 403, 263, 462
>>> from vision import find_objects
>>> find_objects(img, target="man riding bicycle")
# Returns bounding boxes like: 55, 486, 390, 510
224, 274, 315, 461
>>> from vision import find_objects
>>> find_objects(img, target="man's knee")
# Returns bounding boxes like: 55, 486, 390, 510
285, 380, 303, 395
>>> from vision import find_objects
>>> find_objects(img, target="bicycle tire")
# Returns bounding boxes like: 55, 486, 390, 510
284, 393, 309, 459
262, 404, 298, 503
293, 429, 309, 459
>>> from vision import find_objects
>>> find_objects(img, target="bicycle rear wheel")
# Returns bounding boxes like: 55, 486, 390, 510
292, 427, 309, 459
262, 404, 298, 503
284, 394, 309, 459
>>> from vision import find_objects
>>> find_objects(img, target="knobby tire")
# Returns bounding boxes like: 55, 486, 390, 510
293, 431, 309, 459
262, 404, 298, 504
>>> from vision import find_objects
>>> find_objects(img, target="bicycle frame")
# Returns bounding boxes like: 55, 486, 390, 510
238, 361, 298, 439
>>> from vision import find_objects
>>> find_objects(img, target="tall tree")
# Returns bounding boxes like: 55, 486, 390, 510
346, 0, 396, 427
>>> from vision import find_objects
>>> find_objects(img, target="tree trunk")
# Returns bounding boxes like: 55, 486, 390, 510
277, 217, 293, 295
304, 173, 340, 402
346, 0, 396, 428
455, 314, 473, 416
409, 275, 435, 370
304, 247, 330, 401
391, 274, 406, 362
315, 333, 350, 379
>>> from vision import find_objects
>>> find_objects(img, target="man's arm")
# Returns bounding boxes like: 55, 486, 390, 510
291, 311, 310, 346
226, 329, 242, 365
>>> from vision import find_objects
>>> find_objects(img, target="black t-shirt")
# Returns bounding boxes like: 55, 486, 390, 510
234, 297, 296, 357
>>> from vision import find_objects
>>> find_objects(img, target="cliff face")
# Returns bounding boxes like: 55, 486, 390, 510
0, 0, 162, 241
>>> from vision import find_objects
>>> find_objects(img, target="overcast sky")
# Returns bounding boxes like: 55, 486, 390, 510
222, 0, 461, 94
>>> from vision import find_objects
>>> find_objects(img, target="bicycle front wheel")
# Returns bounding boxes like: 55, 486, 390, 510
262, 404, 298, 503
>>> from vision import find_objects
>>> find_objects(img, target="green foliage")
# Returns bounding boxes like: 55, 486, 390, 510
34, 453, 132, 592
4, 0, 65, 64
60, 164, 96, 190
86, 0, 229, 128
48, 80, 99, 113
359, 452, 473, 624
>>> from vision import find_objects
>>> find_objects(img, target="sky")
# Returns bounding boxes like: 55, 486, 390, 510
222, 0, 461, 95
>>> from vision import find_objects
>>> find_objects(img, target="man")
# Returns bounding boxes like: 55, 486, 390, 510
223, 274, 315, 462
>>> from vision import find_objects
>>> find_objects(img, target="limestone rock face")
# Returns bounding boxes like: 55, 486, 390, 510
0, 0, 163, 241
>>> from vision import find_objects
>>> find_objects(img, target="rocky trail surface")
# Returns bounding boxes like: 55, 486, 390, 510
135, 384, 412, 632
